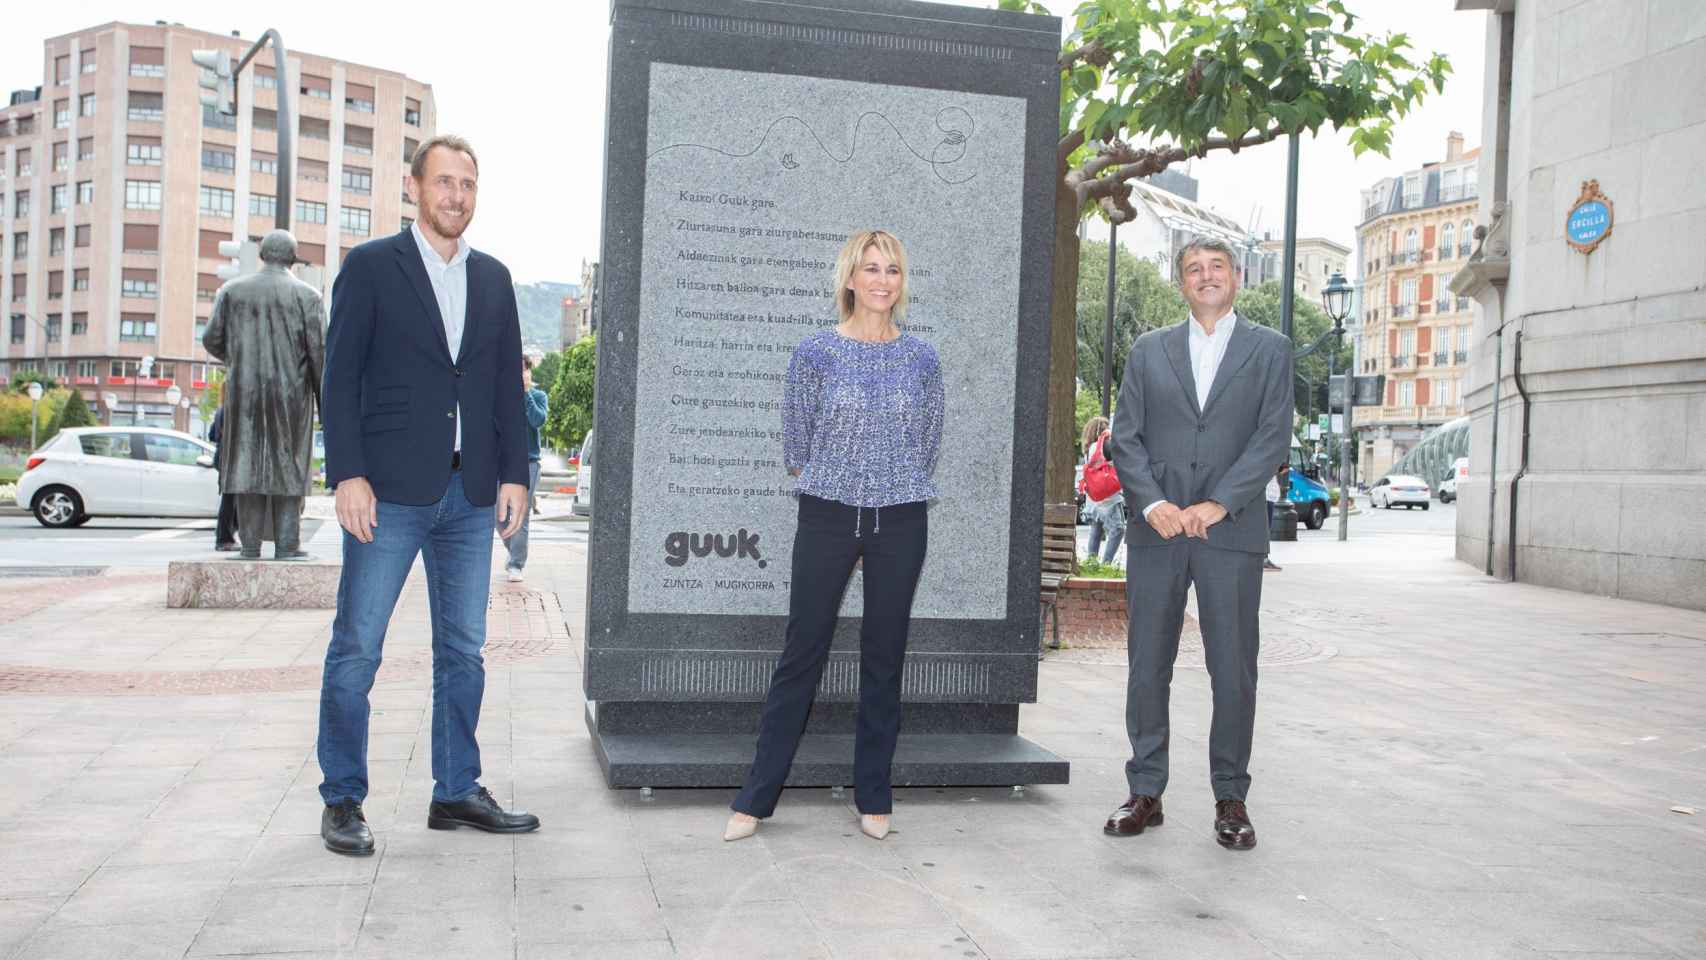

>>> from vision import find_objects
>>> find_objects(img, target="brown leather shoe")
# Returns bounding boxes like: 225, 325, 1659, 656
1103, 794, 1164, 836
1214, 799, 1257, 850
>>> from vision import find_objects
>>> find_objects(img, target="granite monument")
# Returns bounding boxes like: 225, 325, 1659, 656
586, 0, 1065, 788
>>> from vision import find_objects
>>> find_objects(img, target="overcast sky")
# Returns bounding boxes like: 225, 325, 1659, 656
3, 1, 1486, 283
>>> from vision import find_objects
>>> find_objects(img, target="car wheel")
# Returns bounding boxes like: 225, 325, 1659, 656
1305, 502, 1327, 530
1422, 503, 1430, 511
32, 486, 84, 529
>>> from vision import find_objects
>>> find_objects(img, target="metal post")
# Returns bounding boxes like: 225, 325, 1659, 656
232, 29, 292, 229
29, 396, 39, 451
1326, 346, 1335, 483
1279, 134, 1300, 341
1338, 402, 1352, 541
1102, 222, 1117, 417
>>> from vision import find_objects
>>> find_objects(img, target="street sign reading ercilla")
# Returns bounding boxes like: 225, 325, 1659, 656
1565, 179, 1613, 254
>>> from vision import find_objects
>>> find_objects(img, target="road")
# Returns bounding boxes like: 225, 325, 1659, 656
0, 506, 588, 572
1077, 492, 1458, 562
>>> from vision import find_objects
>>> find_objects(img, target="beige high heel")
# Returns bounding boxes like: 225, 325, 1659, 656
723, 812, 759, 842
859, 814, 891, 840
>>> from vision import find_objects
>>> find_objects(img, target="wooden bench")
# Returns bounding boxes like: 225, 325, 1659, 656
1038, 502, 1079, 655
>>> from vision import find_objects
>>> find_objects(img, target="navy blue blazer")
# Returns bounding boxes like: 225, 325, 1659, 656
322, 229, 528, 507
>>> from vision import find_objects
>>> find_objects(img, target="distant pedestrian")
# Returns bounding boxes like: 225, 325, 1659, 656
1078, 415, 1125, 564
497, 355, 549, 582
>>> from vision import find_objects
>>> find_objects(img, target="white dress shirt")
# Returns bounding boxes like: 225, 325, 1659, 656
1143, 310, 1238, 519
411, 222, 470, 451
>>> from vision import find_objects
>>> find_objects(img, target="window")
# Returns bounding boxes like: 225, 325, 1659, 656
76, 182, 92, 205
345, 124, 374, 156
1399, 379, 1415, 406
127, 91, 163, 122
51, 185, 69, 214
17, 116, 34, 135
48, 271, 63, 299
52, 141, 69, 171
1441, 222, 1455, 258
127, 137, 163, 165
1403, 174, 1422, 208
248, 193, 277, 220
1461, 219, 1474, 256
50, 360, 68, 379
125, 180, 162, 210
9, 275, 22, 300
1441, 168, 1461, 202
301, 74, 332, 100
11, 233, 25, 258
404, 137, 420, 168
74, 225, 90, 248
300, 159, 328, 182
49, 229, 64, 255
340, 206, 371, 236
154, 362, 176, 381
46, 317, 62, 341
77, 137, 93, 161
122, 224, 158, 253
81, 50, 96, 74
143, 433, 204, 465
401, 216, 414, 231
1401, 278, 1418, 306
1464, 166, 1479, 199
15, 191, 29, 217
200, 186, 236, 218
120, 312, 157, 341
341, 166, 372, 195
300, 117, 330, 142
55, 56, 71, 85
201, 146, 236, 173
197, 229, 228, 258
296, 199, 327, 224
129, 46, 165, 77
296, 241, 325, 265
54, 99, 71, 128
404, 97, 421, 127
77, 359, 96, 377
202, 105, 235, 131
255, 66, 277, 90
81, 433, 133, 459
120, 269, 158, 299
8, 314, 21, 343
72, 268, 88, 291
15, 150, 30, 177
344, 82, 375, 113
1404, 228, 1419, 257
79, 93, 95, 117
253, 108, 276, 132
197, 273, 221, 301
251, 151, 276, 175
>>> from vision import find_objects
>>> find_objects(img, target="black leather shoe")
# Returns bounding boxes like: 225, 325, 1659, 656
427, 786, 540, 834
1104, 794, 1164, 836
214, 542, 239, 552
1215, 799, 1257, 850
322, 800, 374, 856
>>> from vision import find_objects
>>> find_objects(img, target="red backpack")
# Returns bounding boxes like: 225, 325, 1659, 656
1082, 432, 1122, 501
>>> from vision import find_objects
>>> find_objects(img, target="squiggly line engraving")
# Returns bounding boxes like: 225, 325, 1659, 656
649, 107, 977, 185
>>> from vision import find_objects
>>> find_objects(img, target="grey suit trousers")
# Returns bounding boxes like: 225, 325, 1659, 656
1124, 538, 1261, 802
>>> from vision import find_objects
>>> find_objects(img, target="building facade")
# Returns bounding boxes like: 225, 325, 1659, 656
1256, 235, 1351, 305
1, 21, 434, 430
1453, 1, 1706, 609
1352, 132, 1481, 483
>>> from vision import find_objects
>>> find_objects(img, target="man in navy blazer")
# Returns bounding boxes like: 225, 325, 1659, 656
316, 135, 541, 856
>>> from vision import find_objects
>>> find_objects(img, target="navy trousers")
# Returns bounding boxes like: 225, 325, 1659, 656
732, 494, 928, 817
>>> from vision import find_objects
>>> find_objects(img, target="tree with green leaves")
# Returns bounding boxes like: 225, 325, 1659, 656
10, 370, 61, 392
543, 335, 596, 451
1075, 240, 1188, 401
43, 388, 96, 442
1233, 280, 1351, 414
996, 0, 1448, 502
532, 350, 564, 398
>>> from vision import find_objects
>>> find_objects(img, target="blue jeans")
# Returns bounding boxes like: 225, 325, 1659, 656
1086, 496, 1125, 563
318, 472, 493, 805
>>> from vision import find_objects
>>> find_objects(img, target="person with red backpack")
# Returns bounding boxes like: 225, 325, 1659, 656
1078, 415, 1125, 563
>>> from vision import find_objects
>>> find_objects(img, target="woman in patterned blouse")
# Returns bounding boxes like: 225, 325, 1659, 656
725, 230, 944, 843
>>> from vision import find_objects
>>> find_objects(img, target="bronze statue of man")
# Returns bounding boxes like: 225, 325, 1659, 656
201, 230, 326, 560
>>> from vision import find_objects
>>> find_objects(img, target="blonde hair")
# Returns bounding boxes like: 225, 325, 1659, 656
832, 230, 909, 324
1081, 415, 1109, 454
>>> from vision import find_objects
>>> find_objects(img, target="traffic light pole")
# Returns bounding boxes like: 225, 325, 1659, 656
232, 30, 293, 230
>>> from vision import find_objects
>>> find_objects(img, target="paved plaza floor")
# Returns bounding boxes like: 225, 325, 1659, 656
0, 512, 1702, 959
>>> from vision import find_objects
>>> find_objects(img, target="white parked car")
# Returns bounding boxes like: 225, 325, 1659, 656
1438, 457, 1469, 503
15, 426, 219, 528
1370, 474, 1432, 510
571, 429, 594, 517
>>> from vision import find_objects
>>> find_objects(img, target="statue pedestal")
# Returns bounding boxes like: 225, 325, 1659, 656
167, 559, 341, 609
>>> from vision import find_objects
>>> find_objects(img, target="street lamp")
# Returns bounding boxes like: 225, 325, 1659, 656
27, 381, 43, 451
1320, 271, 1354, 541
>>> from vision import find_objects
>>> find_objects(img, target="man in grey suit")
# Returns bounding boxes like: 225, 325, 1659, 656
1101, 237, 1294, 850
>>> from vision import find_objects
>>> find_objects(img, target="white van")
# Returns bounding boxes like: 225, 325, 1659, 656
1438, 457, 1469, 503
571, 430, 594, 517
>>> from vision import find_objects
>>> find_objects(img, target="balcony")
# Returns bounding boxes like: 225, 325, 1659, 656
1436, 299, 1453, 314
1434, 351, 1449, 366
1454, 350, 1469, 364
1393, 304, 1412, 318
1459, 242, 1472, 257
1437, 247, 1452, 262
1457, 296, 1470, 311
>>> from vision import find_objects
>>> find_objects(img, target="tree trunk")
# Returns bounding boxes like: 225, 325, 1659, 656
1043, 176, 1081, 506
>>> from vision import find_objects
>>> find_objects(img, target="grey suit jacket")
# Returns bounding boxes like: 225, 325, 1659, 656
1104, 316, 1295, 555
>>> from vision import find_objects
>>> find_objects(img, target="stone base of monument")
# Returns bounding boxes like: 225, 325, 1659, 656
586, 701, 1069, 789
166, 559, 341, 609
